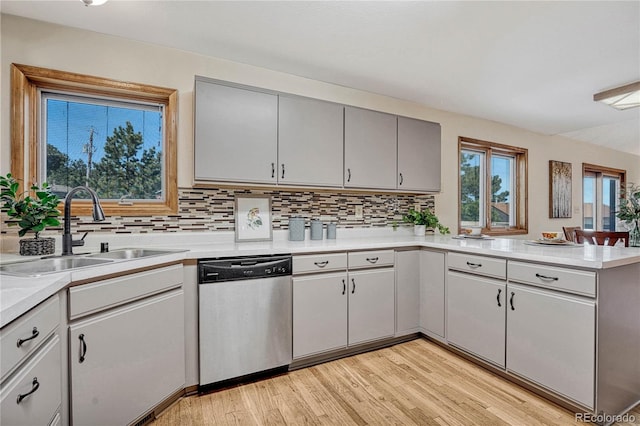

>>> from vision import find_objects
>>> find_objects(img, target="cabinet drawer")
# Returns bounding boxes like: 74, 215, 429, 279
69, 264, 183, 320
1, 335, 61, 426
508, 261, 596, 297
348, 250, 395, 269
448, 252, 506, 279
293, 253, 347, 274
1, 296, 59, 382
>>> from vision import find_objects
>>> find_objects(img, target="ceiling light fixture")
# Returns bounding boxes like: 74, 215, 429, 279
593, 81, 640, 110
81, 0, 108, 6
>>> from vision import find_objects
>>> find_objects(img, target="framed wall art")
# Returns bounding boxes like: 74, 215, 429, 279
549, 160, 572, 218
234, 195, 272, 241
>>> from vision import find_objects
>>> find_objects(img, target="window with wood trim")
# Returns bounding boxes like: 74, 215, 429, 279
582, 163, 626, 231
458, 137, 528, 235
10, 63, 178, 216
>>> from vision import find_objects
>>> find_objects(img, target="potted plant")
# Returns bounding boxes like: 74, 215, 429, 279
616, 183, 640, 247
0, 173, 61, 255
403, 207, 450, 236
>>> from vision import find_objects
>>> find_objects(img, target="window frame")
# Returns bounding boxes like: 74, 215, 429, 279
458, 136, 528, 236
582, 163, 626, 231
10, 63, 178, 216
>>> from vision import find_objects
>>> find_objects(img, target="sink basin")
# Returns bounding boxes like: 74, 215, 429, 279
0, 257, 114, 277
85, 248, 179, 260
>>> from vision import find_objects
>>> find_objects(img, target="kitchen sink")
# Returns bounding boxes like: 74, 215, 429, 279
0, 257, 114, 277
85, 248, 180, 260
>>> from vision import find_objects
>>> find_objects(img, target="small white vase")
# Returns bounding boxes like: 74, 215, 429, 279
414, 225, 426, 236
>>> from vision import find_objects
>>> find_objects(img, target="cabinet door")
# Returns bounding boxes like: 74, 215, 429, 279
348, 269, 395, 346
395, 251, 420, 336
344, 107, 397, 189
447, 271, 506, 367
420, 250, 445, 338
69, 290, 185, 426
194, 80, 277, 183
293, 273, 348, 358
397, 117, 441, 192
507, 283, 595, 408
278, 96, 344, 187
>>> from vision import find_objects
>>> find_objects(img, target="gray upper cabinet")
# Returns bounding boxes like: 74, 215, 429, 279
344, 107, 397, 190
194, 80, 278, 184
278, 96, 344, 187
397, 117, 441, 192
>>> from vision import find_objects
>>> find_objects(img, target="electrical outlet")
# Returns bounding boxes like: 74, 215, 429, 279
355, 205, 363, 220
414, 203, 421, 212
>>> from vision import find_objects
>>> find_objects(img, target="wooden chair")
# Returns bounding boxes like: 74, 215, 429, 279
574, 230, 630, 247
562, 226, 581, 243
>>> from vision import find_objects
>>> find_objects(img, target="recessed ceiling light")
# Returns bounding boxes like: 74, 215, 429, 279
80, 0, 108, 6
594, 81, 640, 110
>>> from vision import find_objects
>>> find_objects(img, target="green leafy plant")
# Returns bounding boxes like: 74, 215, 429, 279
0, 173, 61, 238
402, 208, 450, 234
616, 183, 640, 224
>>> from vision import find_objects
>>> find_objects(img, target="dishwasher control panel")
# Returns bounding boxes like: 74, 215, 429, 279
198, 255, 292, 283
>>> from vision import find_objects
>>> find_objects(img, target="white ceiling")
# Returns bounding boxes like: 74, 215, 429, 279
2, 0, 640, 155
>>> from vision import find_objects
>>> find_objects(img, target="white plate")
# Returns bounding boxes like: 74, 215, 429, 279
525, 239, 578, 246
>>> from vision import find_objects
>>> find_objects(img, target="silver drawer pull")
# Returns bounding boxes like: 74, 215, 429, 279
314, 261, 329, 268
535, 273, 559, 281
466, 261, 482, 268
366, 257, 379, 263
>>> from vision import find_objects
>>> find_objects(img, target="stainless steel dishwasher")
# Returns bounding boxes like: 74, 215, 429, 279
198, 255, 292, 387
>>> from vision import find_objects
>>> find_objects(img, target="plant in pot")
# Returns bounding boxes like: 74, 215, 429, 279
1, 173, 61, 255
403, 208, 450, 236
616, 182, 640, 247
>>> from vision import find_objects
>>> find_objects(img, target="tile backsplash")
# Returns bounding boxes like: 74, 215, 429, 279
1, 187, 435, 237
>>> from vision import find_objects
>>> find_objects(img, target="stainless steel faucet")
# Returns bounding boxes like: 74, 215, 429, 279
62, 186, 106, 256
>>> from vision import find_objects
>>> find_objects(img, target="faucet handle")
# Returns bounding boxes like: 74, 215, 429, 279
72, 232, 88, 247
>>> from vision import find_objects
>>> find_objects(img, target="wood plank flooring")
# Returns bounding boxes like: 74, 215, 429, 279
153, 338, 640, 425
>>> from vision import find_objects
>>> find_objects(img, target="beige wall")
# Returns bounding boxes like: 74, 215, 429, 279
2, 14, 639, 238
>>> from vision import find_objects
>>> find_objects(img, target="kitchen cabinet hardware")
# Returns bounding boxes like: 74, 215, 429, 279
281, 164, 286, 179
351, 278, 356, 294
509, 292, 515, 311
342, 279, 346, 295
16, 377, 39, 404
366, 257, 379, 263
399, 173, 404, 185
347, 168, 351, 182
314, 261, 329, 268
78, 334, 87, 363
466, 261, 482, 268
271, 163, 275, 179
535, 273, 559, 281
497, 289, 502, 307
16, 327, 39, 347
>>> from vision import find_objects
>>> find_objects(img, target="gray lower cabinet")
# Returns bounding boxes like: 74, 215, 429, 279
506, 283, 595, 408
420, 250, 445, 338
395, 250, 420, 336
194, 79, 278, 184
447, 271, 506, 367
397, 117, 441, 192
68, 265, 185, 426
293, 272, 348, 358
278, 96, 344, 187
344, 106, 397, 189
348, 269, 395, 346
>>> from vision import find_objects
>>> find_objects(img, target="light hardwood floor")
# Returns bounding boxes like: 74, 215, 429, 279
153, 338, 640, 425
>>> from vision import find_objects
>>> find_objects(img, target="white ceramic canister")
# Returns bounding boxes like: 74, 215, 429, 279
288, 216, 305, 241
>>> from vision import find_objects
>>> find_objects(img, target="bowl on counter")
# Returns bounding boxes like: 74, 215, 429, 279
541, 231, 562, 241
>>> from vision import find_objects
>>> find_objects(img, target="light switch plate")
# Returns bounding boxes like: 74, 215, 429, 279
354, 205, 363, 220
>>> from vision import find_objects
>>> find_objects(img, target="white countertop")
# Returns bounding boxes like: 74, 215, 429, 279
2, 228, 640, 328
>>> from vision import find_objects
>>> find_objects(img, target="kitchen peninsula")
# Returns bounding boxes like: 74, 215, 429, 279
1, 229, 639, 425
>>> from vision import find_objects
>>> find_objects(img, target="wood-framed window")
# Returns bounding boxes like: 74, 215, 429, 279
458, 137, 528, 235
10, 63, 178, 216
582, 163, 626, 231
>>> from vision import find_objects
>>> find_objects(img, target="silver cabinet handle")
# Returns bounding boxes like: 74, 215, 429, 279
281, 164, 285, 179
271, 163, 275, 179
347, 168, 351, 182
366, 257, 379, 263
351, 278, 356, 294
535, 273, 559, 281
466, 261, 482, 268
314, 261, 329, 268
399, 173, 404, 185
